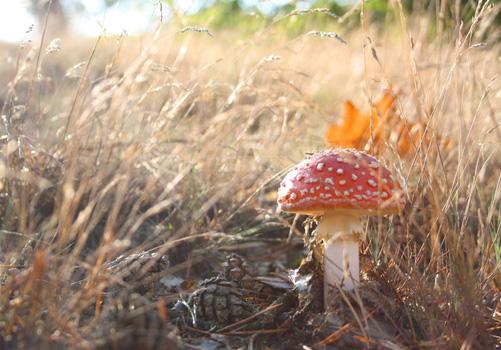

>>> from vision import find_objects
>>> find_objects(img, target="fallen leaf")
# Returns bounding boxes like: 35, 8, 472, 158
325, 90, 451, 157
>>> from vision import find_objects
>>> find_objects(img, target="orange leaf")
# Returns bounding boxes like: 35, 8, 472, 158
325, 90, 451, 157
325, 92, 396, 152
374, 91, 396, 117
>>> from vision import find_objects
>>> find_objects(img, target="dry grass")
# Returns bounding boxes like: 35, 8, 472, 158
0, 2, 499, 349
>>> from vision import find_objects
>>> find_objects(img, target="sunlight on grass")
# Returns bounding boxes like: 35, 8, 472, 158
0, 1, 499, 349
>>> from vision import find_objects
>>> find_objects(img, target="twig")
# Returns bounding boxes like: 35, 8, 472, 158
306, 31, 347, 44
224, 328, 289, 336
183, 325, 288, 337
179, 26, 213, 37
285, 8, 338, 19
182, 325, 212, 336
216, 303, 282, 333
63, 35, 102, 140
315, 323, 352, 346
26, 0, 52, 117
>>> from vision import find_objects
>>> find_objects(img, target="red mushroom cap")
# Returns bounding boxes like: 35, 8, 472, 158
277, 149, 405, 216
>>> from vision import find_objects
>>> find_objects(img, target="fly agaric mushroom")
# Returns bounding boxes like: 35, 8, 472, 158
277, 149, 405, 307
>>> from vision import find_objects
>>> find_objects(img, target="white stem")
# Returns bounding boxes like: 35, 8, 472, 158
315, 213, 362, 309
324, 239, 359, 288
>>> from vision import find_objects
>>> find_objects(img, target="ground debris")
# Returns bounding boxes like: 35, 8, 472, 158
175, 254, 289, 331
91, 293, 184, 350
173, 246, 414, 349
0, 133, 63, 227
101, 250, 173, 299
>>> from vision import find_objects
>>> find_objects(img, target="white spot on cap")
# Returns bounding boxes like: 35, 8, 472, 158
300, 189, 308, 195
343, 191, 350, 196
305, 177, 319, 184
366, 190, 372, 195
336, 168, 344, 175
325, 177, 334, 185
351, 174, 358, 181
289, 192, 297, 200
339, 180, 347, 185
354, 163, 360, 169
327, 167, 333, 172
335, 190, 341, 196
316, 162, 325, 171
324, 186, 331, 190
369, 162, 379, 169
310, 188, 316, 194
382, 178, 388, 184
296, 174, 304, 181
357, 185, 363, 191
368, 179, 377, 187
381, 192, 388, 198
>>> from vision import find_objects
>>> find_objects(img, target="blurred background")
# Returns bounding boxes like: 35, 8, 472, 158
0, 1, 499, 349
2, 0, 497, 42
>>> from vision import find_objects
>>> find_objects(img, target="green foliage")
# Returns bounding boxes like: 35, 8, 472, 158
187, 1, 269, 32
186, 0, 347, 36
312, 0, 345, 14
183, 0, 498, 37
64, 0, 500, 38
103, 0, 118, 7
365, 0, 392, 20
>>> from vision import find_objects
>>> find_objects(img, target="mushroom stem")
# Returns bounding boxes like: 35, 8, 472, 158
315, 213, 362, 308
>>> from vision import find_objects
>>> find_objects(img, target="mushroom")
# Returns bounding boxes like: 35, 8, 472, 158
277, 149, 405, 308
